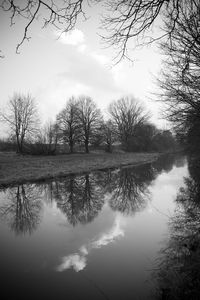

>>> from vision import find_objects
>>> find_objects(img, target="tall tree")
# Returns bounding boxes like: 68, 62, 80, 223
158, 0, 200, 150
57, 97, 79, 153
0, 93, 39, 154
76, 96, 102, 153
109, 96, 149, 151
102, 120, 118, 153
128, 122, 158, 152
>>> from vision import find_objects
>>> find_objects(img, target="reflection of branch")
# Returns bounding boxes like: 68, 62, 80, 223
49, 163, 157, 224
0, 184, 42, 235
52, 173, 104, 226
109, 166, 154, 215
152, 159, 200, 299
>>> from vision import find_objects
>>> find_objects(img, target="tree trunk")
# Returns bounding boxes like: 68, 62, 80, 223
69, 139, 74, 154
85, 140, 89, 153
16, 134, 22, 154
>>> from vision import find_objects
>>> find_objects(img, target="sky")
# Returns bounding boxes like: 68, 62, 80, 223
0, 2, 166, 137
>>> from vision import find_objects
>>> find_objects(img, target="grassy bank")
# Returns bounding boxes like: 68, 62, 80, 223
0, 151, 159, 188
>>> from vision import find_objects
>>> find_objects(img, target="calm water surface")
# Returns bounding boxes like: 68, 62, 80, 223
0, 154, 188, 299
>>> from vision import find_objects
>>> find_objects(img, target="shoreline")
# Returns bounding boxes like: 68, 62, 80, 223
0, 152, 159, 188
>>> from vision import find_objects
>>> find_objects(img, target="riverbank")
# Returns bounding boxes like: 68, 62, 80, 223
0, 151, 159, 188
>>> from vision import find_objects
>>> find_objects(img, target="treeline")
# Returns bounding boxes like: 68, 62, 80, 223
0, 93, 179, 155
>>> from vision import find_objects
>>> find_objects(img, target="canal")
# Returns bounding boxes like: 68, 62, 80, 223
0, 154, 188, 299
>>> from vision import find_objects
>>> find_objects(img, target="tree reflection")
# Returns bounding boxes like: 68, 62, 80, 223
152, 154, 175, 174
0, 184, 42, 235
51, 173, 105, 226
154, 156, 200, 299
50, 155, 180, 223
108, 164, 156, 215
41, 154, 184, 226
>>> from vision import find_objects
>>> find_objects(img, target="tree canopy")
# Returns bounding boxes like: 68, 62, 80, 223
158, 0, 200, 151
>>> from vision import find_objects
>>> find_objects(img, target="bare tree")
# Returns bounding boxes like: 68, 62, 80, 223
76, 95, 102, 153
104, 0, 200, 62
157, 1, 200, 149
36, 120, 59, 154
109, 96, 149, 151
56, 97, 80, 153
0, 0, 188, 61
0, 0, 88, 54
102, 119, 118, 153
0, 93, 39, 154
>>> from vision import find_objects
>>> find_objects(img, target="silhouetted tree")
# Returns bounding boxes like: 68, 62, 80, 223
152, 130, 177, 152
158, 1, 200, 151
57, 97, 80, 153
127, 123, 158, 152
109, 96, 149, 151
76, 96, 102, 153
102, 120, 118, 152
0, 93, 39, 154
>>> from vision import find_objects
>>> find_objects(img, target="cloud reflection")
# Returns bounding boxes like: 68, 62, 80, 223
57, 254, 87, 272
57, 216, 124, 272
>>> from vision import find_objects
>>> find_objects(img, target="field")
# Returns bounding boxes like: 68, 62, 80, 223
0, 151, 159, 188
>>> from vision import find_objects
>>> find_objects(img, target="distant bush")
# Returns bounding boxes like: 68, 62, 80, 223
22, 142, 57, 155
0, 139, 17, 152
124, 123, 179, 153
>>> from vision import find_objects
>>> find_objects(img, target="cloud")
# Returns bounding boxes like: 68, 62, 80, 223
57, 254, 87, 272
90, 52, 109, 65
36, 28, 162, 126
56, 29, 85, 46
56, 216, 124, 272
57, 49, 121, 100
77, 44, 87, 53
91, 218, 124, 248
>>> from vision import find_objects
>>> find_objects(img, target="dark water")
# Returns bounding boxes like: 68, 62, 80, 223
0, 154, 188, 299
154, 155, 200, 300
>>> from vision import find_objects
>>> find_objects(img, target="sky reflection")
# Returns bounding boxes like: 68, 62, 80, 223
57, 215, 124, 272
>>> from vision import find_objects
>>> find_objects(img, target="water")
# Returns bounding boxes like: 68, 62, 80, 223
0, 154, 188, 299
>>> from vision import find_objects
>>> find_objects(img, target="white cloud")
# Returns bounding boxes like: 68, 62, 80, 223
77, 44, 87, 53
56, 216, 124, 272
56, 29, 85, 46
57, 254, 87, 272
92, 218, 124, 248
34, 28, 163, 127
91, 52, 109, 65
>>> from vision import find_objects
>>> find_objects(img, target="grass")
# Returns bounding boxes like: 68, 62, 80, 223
0, 151, 159, 188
